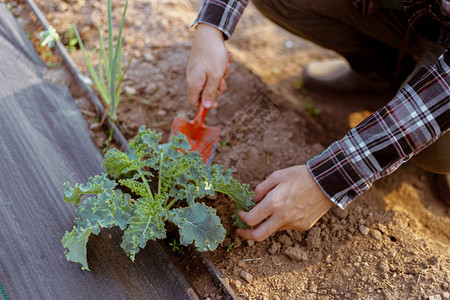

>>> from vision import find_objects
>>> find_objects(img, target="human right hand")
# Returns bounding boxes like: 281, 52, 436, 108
186, 24, 232, 109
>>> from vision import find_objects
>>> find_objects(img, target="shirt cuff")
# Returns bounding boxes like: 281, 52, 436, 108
191, 0, 248, 39
307, 134, 376, 210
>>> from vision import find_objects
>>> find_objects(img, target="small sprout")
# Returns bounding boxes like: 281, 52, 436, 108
293, 80, 307, 93
6, 3, 12, 10
169, 239, 185, 256
37, 27, 60, 48
226, 243, 234, 253
301, 99, 320, 118
64, 25, 78, 53
220, 140, 228, 147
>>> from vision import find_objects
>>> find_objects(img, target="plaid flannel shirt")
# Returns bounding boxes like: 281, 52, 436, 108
194, 0, 450, 208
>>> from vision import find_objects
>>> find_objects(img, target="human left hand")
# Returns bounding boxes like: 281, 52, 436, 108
236, 165, 333, 242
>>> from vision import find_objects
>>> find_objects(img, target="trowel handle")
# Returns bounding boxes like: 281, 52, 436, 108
193, 101, 208, 126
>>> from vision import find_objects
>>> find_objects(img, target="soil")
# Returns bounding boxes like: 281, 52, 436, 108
7, 0, 450, 299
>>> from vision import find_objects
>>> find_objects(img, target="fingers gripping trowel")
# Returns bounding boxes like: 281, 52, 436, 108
170, 102, 220, 165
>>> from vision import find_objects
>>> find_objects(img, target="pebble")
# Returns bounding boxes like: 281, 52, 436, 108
378, 260, 390, 272
240, 270, 253, 283
443, 292, 449, 300
359, 225, 369, 236
124, 86, 137, 97
345, 293, 352, 298
157, 109, 167, 116
443, 282, 449, 290
145, 83, 158, 95
237, 261, 246, 269
429, 295, 442, 300
233, 236, 242, 249
371, 229, 382, 241
246, 240, 255, 247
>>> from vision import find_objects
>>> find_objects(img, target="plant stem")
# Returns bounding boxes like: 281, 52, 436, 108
138, 169, 154, 201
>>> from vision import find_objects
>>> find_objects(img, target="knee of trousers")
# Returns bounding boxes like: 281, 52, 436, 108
411, 131, 450, 174
252, 0, 311, 21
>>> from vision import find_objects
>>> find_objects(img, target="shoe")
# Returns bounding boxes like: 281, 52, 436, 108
435, 173, 450, 206
302, 58, 391, 93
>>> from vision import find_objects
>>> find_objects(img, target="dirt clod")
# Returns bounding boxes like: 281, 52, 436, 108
371, 229, 382, 241
283, 246, 308, 262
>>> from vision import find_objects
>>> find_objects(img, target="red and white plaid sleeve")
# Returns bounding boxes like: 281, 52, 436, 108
191, 0, 248, 39
308, 50, 450, 209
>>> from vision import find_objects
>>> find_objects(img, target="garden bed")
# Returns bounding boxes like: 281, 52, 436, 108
7, 0, 450, 298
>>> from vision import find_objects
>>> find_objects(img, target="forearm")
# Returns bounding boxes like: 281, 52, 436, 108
191, 0, 249, 39
308, 49, 450, 209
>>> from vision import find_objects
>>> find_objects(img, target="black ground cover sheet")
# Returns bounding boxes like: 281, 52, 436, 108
0, 4, 198, 299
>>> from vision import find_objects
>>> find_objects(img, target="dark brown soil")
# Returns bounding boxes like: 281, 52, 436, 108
8, 0, 450, 299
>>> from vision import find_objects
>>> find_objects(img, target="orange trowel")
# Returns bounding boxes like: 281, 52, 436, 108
170, 101, 220, 165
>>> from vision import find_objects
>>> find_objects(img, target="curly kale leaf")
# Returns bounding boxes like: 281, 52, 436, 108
169, 203, 225, 251
121, 196, 167, 261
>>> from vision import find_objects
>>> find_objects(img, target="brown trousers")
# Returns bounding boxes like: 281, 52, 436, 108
252, 0, 450, 173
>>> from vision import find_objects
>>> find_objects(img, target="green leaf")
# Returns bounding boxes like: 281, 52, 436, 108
61, 226, 93, 271
169, 203, 226, 251
64, 174, 116, 206
210, 165, 254, 227
121, 197, 166, 261
74, 190, 133, 232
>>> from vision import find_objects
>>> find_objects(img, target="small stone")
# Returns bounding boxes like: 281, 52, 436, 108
237, 261, 246, 269
378, 260, 390, 272
371, 229, 382, 241
268, 242, 281, 254
240, 270, 253, 283
359, 225, 369, 236
124, 86, 137, 97
157, 109, 167, 116
145, 83, 158, 95
345, 293, 352, 298
442, 292, 449, 300
246, 240, 255, 247
283, 245, 308, 261
89, 122, 101, 131
325, 255, 332, 263
443, 282, 449, 290
233, 236, 242, 249
143, 53, 155, 62
429, 295, 442, 300
427, 256, 438, 265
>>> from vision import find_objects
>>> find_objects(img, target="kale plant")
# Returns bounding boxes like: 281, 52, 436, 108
62, 127, 254, 270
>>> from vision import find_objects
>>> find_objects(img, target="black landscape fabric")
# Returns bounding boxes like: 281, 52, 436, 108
0, 4, 198, 300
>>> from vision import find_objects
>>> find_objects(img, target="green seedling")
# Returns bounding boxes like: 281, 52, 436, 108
226, 243, 234, 253
302, 99, 320, 118
37, 26, 60, 48
62, 127, 254, 270
220, 140, 228, 147
73, 0, 131, 122
64, 25, 78, 53
169, 239, 185, 256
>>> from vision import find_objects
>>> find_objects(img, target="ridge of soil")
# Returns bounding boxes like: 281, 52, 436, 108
7, 0, 450, 299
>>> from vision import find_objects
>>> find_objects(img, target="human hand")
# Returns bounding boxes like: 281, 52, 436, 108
236, 165, 333, 242
186, 24, 232, 109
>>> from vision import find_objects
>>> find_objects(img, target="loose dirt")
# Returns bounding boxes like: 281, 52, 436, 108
7, 0, 450, 298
